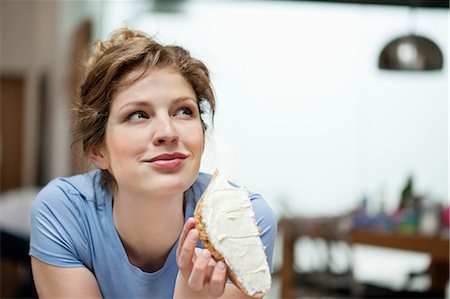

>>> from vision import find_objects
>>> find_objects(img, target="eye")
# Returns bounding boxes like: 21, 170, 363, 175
127, 111, 149, 121
175, 107, 193, 117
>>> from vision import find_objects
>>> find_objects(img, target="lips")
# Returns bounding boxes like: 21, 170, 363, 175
147, 152, 188, 169
149, 152, 188, 162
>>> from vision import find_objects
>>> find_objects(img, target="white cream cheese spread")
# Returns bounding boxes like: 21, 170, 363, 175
199, 170, 271, 296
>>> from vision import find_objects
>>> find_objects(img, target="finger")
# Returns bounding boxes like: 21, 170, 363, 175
177, 218, 196, 258
206, 258, 216, 278
177, 218, 196, 256
178, 229, 199, 272
192, 247, 202, 264
192, 248, 216, 273
188, 249, 211, 291
209, 261, 227, 298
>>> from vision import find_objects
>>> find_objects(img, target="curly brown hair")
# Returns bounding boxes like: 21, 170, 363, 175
72, 28, 215, 192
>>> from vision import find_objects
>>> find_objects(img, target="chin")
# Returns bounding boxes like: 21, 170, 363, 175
151, 171, 198, 196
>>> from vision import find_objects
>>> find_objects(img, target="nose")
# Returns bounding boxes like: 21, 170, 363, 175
152, 116, 179, 146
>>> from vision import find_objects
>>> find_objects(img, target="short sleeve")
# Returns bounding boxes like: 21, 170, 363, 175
29, 181, 89, 268
249, 193, 277, 272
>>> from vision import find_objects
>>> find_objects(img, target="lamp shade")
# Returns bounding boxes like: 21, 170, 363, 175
378, 35, 443, 70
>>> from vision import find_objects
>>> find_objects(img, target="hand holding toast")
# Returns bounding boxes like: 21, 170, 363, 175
176, 217, 228, 298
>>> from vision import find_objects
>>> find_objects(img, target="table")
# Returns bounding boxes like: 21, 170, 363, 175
278, 217, 354, 298
278, 217, 450, 299
351, 229, 449, 297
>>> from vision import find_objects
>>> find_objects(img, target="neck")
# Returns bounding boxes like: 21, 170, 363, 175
112, 190, 185, 272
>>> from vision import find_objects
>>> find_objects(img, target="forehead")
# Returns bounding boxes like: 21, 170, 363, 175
113, 67, 196, 104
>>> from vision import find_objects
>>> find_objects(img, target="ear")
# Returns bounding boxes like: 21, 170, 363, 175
88, 146, 110, 170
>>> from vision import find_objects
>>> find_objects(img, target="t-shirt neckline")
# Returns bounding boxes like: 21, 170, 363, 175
105, 197, 179, 281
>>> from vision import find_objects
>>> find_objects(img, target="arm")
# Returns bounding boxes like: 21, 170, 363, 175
31, 257, 102, 299
30, 183, 102, 298
174, 218, 254, 299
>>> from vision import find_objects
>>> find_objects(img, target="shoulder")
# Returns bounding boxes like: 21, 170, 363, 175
31, 170, 104, 219
34, 169, 102, 203
30, 170, 107, 267
190, 172, 213, 196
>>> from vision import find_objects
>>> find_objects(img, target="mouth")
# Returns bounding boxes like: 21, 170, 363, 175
146, 152, 188, 169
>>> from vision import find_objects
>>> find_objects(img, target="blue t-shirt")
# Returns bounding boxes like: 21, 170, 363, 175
29, 170, 277, 299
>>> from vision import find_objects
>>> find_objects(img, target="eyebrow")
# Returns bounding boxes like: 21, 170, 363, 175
117, 97, 197, 113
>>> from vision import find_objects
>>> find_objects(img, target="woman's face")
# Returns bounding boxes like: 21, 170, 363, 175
92, 68, 204, 198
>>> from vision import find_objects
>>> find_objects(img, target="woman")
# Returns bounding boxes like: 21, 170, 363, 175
30, 28, 276, 298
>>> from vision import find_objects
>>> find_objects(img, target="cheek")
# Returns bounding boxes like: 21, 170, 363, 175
105, 128, 147, 162
198, 135, 205, 156
184, 124, 205, 156
194, 126, 205, 155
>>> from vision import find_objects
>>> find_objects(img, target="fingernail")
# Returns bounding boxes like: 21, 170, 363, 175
218, 261, 226, 271
201, 249, 210, 259
189, 230, 197, 241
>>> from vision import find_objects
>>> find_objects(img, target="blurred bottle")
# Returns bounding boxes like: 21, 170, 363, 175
398, 175, 414, 211
418, 198, 441, 236
393, 176, 419, 234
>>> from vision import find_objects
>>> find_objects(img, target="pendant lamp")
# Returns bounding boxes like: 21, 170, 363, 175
378, 6, 443, 71
378, 34, 443, 70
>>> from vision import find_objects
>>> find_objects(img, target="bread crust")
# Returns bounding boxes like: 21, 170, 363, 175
194, 171, 265, 298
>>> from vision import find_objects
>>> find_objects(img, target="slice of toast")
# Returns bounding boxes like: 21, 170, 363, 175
194, 170, 271, 298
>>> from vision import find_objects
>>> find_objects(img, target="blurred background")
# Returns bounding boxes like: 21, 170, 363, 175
1, 0, 448, 298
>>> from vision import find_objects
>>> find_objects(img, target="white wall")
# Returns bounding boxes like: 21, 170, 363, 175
96, 1, 448, 217
97, 1, 448, 219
